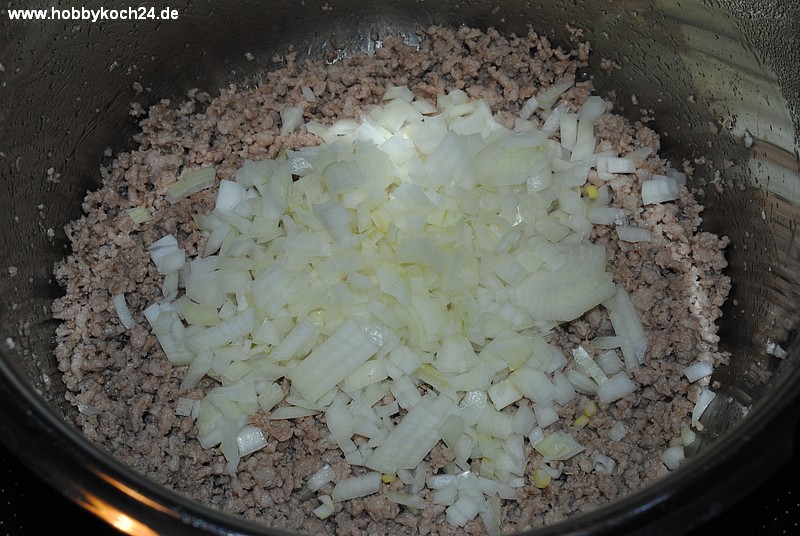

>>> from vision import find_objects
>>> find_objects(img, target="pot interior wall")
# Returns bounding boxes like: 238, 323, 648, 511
1, 0, 799, 523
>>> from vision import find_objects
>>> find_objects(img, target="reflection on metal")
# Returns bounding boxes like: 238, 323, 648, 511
94, 470, 177, 517
75, 493, 159, 536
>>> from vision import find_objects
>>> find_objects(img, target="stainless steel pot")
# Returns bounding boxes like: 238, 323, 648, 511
1, 1, 798, 534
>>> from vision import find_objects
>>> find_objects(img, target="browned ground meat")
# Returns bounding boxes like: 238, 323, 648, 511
52, 25, 730, 535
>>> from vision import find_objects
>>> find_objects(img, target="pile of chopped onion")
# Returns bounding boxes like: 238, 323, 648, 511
142, 83, 705, 530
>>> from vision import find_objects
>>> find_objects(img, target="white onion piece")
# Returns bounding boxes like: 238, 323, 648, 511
595, 349, 625, 376
313, 495, 334, 519
616, 225, 653, 243
236, 426, 268, 457
166, 166, 216, 204
587, 206, 630, 225
661, 445, 685, 470
306, 464, 335, 492
534, 431, 584, 461
175, 397, 195, 417
280, 106, 304, 135
641, 175, 680, 205
147, 234, 185, 274
300, 85, 316, 102
332, 472, 382, 502
609, 421, 627, 442
597, 372, 637, 403
683, 361, 713, 383
113, 294, 135, 330
387, 491, 426, 509
603, 285, 647, 370
692, 388, 716, 429
593, 453, 616, 474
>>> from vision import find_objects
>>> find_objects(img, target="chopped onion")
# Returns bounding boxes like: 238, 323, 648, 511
331, 472, 382, 502
661, 445, 685, 470
141, 85, 664, 529
603, 285, 647, 370
572, 346, 608, 385
236, 426, 268, 457
313, 495, 334, 519
593, 453, 616, 474
595, 349, 624, 376
113, 294, 135, 330
166, 166, 216, 204
387, 491, 426, 509
306, 464, 335, 492
609, 421, 627, 442
587, 206, 629, 225
616, 225, 652, 243
280, 106, 304, 135
147, 234, 185, 274
534, 431, 584, 461
175, 397, 195, 417
597, 372, 637, 404
692, 387, 716, 429
683, 361, 713, 383
300, 85, 316, 102
126, 206, 153, 224
641, 175, 680, 205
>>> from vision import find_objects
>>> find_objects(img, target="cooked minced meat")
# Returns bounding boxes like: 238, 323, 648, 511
52, 25, 730, 534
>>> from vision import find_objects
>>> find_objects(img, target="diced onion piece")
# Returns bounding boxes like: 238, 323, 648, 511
587, 206, 629, 225
662, 445, 685, 470
579, 96, 607, 123
175, 397, 195, 417
126, 206, 153, 224
533, 468, 551, 488
597, 372, 637, 403
519, 96, 539, 120
609, 421, 627, 442
113, 294, 135, 330
512, 244, 616, 323
236, 426, 268, 457
446, 495, 482, 527
616, 225, 652, 243
280, 106, 304, 135
166, 166, 216, 204
533, 402, 559, 428
307, 464, 335, 492
595, 349, 624, 375
603, 285, 647, 370
566, 369, 597, 396
365, 394, 454, 473
331, 472, 382, 502
683, 361, 713, 383
387, 491, 426, 509
572, 346, 608, 385
300, 85, 316, 102
641, 175, 680, 205
536, 79, 574, 109
593, 453, 616, 474
290, 321, 382, 402
147, 234, 185, 274
533, 431, 584, 461
692, 388, 716, 430
313, 495, 335, 519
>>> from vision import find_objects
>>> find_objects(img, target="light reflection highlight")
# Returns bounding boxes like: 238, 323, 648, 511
76, 493, 159, 536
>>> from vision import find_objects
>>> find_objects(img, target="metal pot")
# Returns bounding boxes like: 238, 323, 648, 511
1, 1, 798, 534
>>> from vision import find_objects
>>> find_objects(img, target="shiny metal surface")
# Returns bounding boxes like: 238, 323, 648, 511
1, 0, 798, 534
